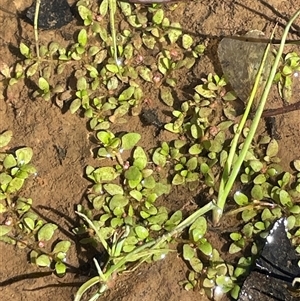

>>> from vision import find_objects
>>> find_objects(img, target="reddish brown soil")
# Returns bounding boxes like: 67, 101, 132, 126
0, 1, 300, 301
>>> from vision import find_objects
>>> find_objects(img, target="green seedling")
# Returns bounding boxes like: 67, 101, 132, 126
274, 51, 300, 102
74, 201, 216, 301
182, 220, 237, 299
0, 131, 70, 276
96, 131, 141, 165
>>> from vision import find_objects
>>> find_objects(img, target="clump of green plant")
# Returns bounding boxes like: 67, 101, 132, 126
1, 0, 205, 133
274, 51, 300, 102
3, 1, 300, 301
0, 130, 71, 276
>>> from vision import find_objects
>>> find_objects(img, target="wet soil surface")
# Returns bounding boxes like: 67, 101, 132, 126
1, 1, 300, 301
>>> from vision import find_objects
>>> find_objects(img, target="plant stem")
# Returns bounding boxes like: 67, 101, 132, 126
109, 0, 118, 64
213, 8, 300, 226
214, 32, 272, 225
34, 0, 41, 61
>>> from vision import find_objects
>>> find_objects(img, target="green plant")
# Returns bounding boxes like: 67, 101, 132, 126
3, 2, 300, 301
0, 130, 71, 275
274, 51, 300, 102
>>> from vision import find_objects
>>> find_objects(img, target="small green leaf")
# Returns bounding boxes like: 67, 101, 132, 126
172, 174, 185, 185
0, 173, 12, 185
118, 86, 135, 101
188, 144, 202, 155
129, 190, 143, 201
124, 166, 142, 181
6, 177, 24, 193
152, 9, 164, 24
109, 194, 129, 210
152, 148, 167, 167
251, 184, 263, 200
38, 77, 49, 91
229, 242, 242, 254
38, 223, 58, 241
106, 64, 119, 73
36, 254, 51, 267
78, 29, 88, 47
24, 217, 35, 230
293, 159, 300, 171
142, 34, 156, 49
137, 66, 153, 82
119, 1, 131, 16
279, 189, 292, 207
19, 42, 30, 57
199, 241, 212, 256
234, 192, 248, 206
134, 225, 149, 240
142, 175, 155, 189
160, 86, 174, 106
242, 209, 257, 222
55, 261, 66, 275
52, 241, 71, 254
3, 154, 17, 169
121, 133, 141, 150
190, 257, 203, 273
133, 146, 148, 170
78, 5, 92, 21
0, 225, 12, 236
190, 216, 207, 238
26, 63, 38, 77
99, 0, 108, 16
16, 147, 33, 164
254, 174, 266, 184
266, 139, 279, 157
92, 167, 118, 182
0, 130, 13, 148
70, 98, 82, 114
103, 184, 124, 195
77, 77, 87, 91
183, 244, 194, 261
168, 22, 182, 44
182, 34, 193, 49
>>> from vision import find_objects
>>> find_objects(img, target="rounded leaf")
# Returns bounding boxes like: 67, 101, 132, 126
78, 29, 88, 47
36, 254, 51, 267
133, 146, 148, 170
3, 154, 17, 169
55, 261, 66, 275
109, 194, 129, 210
0, 130, 13, 148
70, 98, 82, 114
234, 191, 248, 206
103, 184, 124, 195
0, 225, 12, 236
16, 147, 33, 164
6, 177, 24, 193
183, 244, 195, 261
160, 86, 174, 106
121, 133, 141, 150
190, 257, 203, 273
251, 184, 263, 200
52, 241, 71, 254
182, 34, 193, 49
134, 225, 149, 240
38, 77, 49, 91
266, 139, 279, 157
38, 223, 58, 241
118, 86, 135, 101
92, 167, 118, 182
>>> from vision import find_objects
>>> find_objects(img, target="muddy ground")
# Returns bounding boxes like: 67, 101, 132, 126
0, 0, 300, 301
